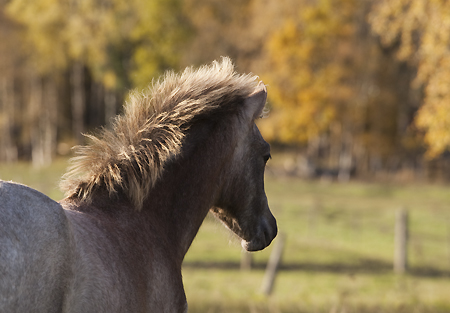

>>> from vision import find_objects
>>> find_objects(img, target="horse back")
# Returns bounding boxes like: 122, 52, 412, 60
0, 180, 71, 313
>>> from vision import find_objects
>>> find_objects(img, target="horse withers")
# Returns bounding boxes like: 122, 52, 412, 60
0, 57, 277, 312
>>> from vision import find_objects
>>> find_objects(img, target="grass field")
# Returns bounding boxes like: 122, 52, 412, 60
1, 159, 450, 312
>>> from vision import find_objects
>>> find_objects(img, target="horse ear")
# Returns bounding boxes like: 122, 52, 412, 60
243, 82, 267, 121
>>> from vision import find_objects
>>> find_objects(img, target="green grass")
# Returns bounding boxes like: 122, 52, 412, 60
0, 158, 67, 200
2, 159, 450, 312
184, 177, 450, 312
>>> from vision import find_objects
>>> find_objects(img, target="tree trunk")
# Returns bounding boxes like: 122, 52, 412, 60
0, 76, 18, 162
89, 80, 104, 127
29, 74, 45, 167
71, 62, 85, 144
29, 75, 58, 167
338, 132, 353, 182
43, 77, 58, 162
104, 88, 117, 126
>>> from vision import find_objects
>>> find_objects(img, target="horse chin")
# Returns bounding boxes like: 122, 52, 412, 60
241, 238, 268, 252
241, 231, 277, 251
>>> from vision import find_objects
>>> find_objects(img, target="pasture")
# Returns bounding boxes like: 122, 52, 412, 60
1, 159, 450, 312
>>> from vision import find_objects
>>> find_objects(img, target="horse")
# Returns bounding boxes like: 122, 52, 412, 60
0, 57, 277, 312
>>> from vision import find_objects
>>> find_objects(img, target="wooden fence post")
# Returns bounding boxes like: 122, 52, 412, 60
394, 208, 408, 274
241, 250, 253, 271
447, 219, 450, 270
261, 233, 286, 295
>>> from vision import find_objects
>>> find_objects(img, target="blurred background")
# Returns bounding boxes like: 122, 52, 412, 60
1, 0, 450, 312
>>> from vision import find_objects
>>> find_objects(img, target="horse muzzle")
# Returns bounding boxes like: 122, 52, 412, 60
241, 212, 277, 252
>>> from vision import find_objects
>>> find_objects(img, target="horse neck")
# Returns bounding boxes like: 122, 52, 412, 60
142, 121, 234, 261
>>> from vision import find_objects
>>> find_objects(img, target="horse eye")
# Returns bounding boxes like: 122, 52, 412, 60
263, 153, 271, 164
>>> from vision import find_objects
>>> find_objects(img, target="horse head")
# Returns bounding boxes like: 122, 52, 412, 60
212, 83, 277, 251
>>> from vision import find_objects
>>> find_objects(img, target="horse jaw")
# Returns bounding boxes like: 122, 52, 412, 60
211, 205, 277, 252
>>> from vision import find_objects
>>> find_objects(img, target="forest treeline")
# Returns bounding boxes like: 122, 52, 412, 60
1, 0, 450, 181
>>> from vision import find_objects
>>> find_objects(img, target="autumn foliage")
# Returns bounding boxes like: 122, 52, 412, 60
0, 0, 450, 178
371, 0, 450, 158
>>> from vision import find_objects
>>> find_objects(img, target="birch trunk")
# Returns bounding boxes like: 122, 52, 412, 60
43, 77, 58, 163
29, 76, 58, 167
71, 62, 85, 144
0, 76, 18, 162
29, 74, 45, 167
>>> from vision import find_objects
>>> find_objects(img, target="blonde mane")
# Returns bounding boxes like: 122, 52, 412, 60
61, 57, 260, 210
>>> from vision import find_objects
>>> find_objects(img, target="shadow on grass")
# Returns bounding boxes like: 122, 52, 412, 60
183, 258, 450, 278
187, 302, 450, 313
